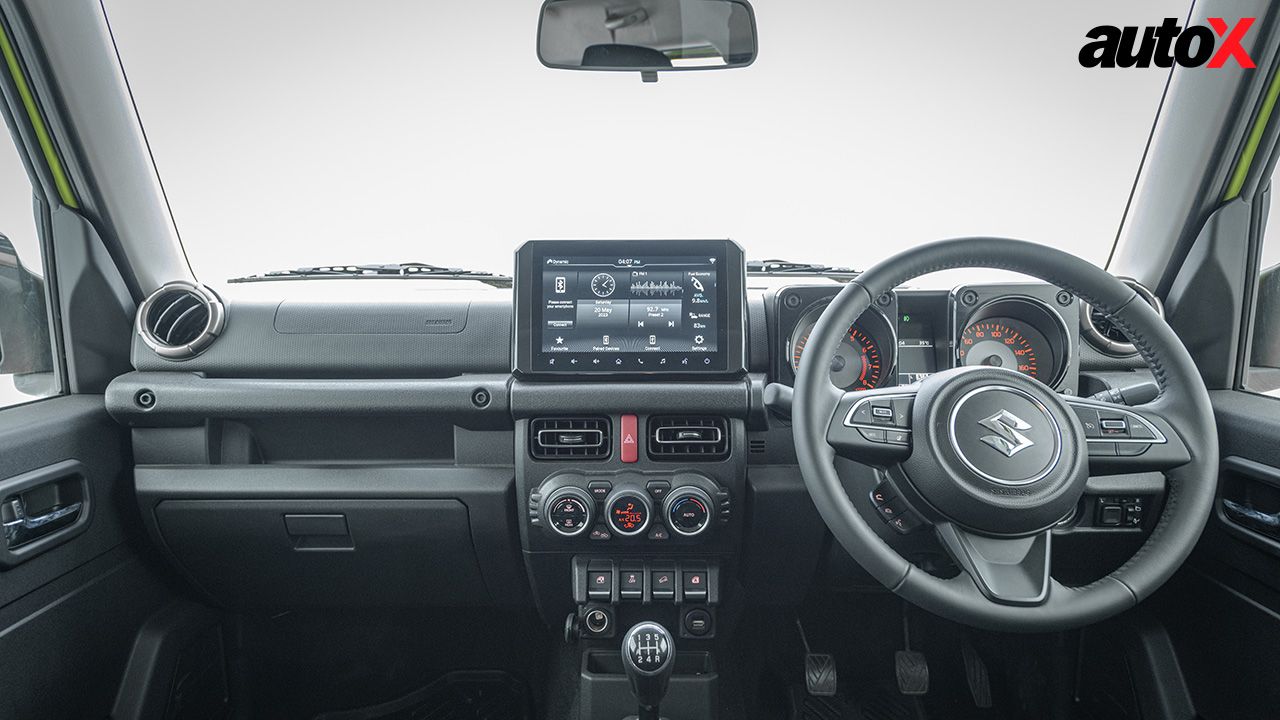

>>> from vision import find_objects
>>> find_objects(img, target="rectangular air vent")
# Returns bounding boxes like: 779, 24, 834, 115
530, 417, 611, 460
648, 416, 730, 461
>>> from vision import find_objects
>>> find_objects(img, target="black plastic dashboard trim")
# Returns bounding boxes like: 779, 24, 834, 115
105, 372, 512, 427
509, 378, 753, 418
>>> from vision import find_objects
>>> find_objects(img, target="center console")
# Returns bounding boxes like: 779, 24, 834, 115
512, 240, 748, 719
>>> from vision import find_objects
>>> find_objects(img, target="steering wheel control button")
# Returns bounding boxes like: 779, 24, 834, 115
620, 414, 639, 463
848, 401, 873, 425
588, 570, 614, 601
885, 429, 910, 445
650, 569, 675, 599
871, 404, 894, 423
544, 487, 594, 538
859, 428, 886, 443
619, 568, 644, 600
681, 570, 708, 601
891, 397, 913, 426
683, 608, 713, 637
1127, 422, 1156, 440
870, 483, 896, 507
1072, 406, 1102, 437
1116, 443, 1151, 457
665, 487, 714, 537
1099, 416, 1129, 436
1089, 442, 1117, 457
605, 487, 653, 536
888, 512, 922, 534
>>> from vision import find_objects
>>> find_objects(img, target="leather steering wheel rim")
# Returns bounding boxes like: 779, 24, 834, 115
792, 238, 1218, 632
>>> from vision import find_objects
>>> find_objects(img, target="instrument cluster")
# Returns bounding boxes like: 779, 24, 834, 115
776, 284, 1079, 394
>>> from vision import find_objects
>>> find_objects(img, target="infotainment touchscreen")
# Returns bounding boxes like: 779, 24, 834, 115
514, 240, 746, 375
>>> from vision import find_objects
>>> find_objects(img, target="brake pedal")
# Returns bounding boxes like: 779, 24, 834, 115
805, 653, 838, 697
796, 619, 837, 696
961, 638, 993, 708
896, 604, 929, 696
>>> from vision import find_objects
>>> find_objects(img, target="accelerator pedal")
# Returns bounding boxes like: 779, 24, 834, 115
961, 638, 993, 708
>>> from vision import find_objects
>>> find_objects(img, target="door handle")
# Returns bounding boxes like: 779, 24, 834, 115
1223, 498, 1280, 538
2, 497, 83, 549
0, 460, 90, 566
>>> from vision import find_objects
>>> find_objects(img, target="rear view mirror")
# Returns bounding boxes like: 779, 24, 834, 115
538, 0, 757, 82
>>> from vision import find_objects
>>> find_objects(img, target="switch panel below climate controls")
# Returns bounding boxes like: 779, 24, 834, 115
573, 557, 720, 606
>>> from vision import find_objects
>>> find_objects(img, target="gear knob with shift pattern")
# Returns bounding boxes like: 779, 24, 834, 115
621, 621, 674, 720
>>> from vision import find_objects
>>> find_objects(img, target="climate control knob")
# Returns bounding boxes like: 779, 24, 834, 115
604, 486, 653, 537
542, 487, 594, 538
664, 487, 714, 537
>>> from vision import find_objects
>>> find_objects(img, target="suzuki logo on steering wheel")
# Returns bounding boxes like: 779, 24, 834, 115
978, 410, 1036, 458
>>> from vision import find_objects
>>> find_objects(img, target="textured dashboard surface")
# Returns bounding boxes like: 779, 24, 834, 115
131, 283, 513, 377
128, 279, 1148, 382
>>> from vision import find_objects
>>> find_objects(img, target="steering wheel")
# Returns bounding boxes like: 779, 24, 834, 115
793, 238, 1217, 632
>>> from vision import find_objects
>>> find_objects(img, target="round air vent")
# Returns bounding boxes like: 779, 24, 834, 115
136, 281, 225, 359
1080, 278, 1162, 357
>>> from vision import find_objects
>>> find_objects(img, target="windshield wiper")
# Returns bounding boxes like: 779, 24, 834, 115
747, 259, 859, 278
228, 262, 513, 288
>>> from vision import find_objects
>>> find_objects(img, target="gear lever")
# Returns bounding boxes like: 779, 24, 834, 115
621, 622, 674, 720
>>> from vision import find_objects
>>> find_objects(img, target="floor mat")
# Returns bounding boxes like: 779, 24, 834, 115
312, 671, 532, 720
789, 684, 922, 720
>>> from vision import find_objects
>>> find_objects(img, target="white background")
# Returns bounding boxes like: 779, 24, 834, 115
17, 0, 1277, 406
97, 0, 1188, 282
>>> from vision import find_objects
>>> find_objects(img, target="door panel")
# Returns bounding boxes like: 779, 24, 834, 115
0, 396, 175, 719
1155, 390, 1280, 720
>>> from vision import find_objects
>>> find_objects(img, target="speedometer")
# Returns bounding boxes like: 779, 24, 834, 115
962, 313, 1059, 381
957, 319, 1047, 378
955, 296, 1071, 387
789, 306, 895, 391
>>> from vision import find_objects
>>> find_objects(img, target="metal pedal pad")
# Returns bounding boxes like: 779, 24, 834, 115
804, 652, 838, 696
962, 639, 992, 708
894, 649, 929, 696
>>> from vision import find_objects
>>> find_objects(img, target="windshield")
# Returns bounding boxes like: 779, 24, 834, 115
103, 0, 1186, 282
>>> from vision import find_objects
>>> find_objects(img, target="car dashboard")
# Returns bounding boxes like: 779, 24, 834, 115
105, 239, 1160, 641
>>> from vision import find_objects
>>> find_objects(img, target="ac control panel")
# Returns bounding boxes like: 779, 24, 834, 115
529, 471, 730, 543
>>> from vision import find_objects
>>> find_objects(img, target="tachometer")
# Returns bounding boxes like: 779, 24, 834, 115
789, 307, 895, 391
957, 318, 1050, 380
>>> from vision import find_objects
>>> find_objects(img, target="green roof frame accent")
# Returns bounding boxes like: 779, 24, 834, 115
0, 18, 77, 208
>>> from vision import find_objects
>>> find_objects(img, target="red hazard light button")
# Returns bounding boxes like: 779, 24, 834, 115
621, 414, 638, 463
